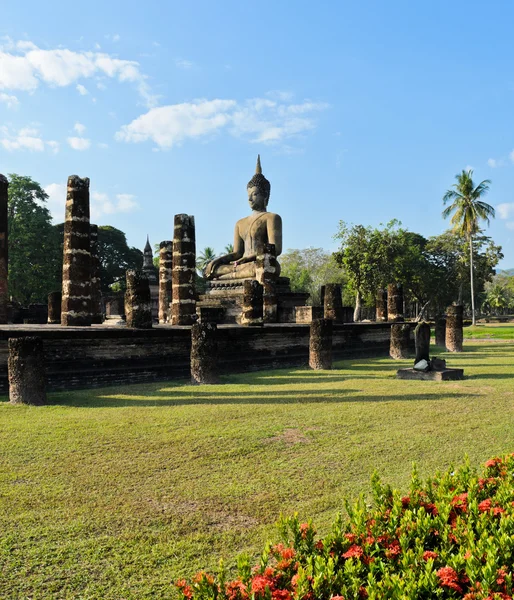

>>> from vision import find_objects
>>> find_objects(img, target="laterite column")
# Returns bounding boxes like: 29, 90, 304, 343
0, 174, 8, 324
256, 243, 278, 323
435, 317, 446, 347
414, 321, 431, 363
446, 305, 463, 352
376, 288, 388, 322
387, 283, 404, 322
309, 318, 333, 370
125, 270, 152, 328
324, 283, 343, 323
8, 337, 46, 405
90, 224, 103, 324
191, 322, 219, 384
61, 175, 92, 326
241, 280, 263, 326
159, 240, 173, 324
390, 323, 410, 359
171, 214, 196, 325
47, 292, 62, 324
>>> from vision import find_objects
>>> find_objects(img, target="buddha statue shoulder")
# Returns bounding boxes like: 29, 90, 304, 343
205, 156, 282, 281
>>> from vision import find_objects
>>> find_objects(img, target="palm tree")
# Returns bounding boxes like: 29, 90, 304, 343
224, 243, 234, 253
442, 169, 494, 325
196, 246, 216, 275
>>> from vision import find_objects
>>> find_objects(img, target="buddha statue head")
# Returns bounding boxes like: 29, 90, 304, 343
247, 155, 271, 212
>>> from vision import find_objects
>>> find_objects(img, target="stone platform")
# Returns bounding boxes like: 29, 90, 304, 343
396, 368, 464, 381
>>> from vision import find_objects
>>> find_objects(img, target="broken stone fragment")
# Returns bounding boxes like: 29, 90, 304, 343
413, 359, 429, 372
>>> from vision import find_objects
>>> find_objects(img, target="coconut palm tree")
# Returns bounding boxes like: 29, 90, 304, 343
442, 169, 494, 325
196, 246, 216, 275
224, 243, 234, 253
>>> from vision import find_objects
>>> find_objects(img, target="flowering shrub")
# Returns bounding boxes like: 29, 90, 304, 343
176, 455, 514, 599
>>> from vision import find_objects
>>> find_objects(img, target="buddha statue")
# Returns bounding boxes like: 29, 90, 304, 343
205, 156, 282, 281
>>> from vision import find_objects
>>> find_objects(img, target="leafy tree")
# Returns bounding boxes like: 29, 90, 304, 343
442, 169, 495, 324
197, 246, 216, 275
7, 174, 61, 304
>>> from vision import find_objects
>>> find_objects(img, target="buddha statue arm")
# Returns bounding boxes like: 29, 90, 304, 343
204, 223, 244, 279
267, 214, 282, 256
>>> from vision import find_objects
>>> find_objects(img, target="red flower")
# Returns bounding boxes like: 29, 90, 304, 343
330, 596, 345, 600
385, 539, 401, 559
281, 547, 296, 560
342, 544, 364, 560
176, 580, 193, 599
451, 493, 468, 512
485, 457, 502, 468
401, 496, 410, 508
478, 499, 493, 512
423, 550, 438, 561
272, 590, 291, 600
437, 567, 463, 593
344, 533, 357, 543
226, 580, 248, 600
252, 575, 275, 595
315, 540, 324, 551
300, 523, 310, 539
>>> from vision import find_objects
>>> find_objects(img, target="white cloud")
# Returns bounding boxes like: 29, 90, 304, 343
175, 58, 194, 70
74, 122, 86, 135
0, 40, 157, 107
67, 136, 91, 150
0, 92, 19, 108
497, 203, 514, 220
488, 158, 499, 168
116, 96, 329, 148
0, 125, 56, 152
98, 142, 109, 149
47, 140, 60, 154
44, 182, 67, 218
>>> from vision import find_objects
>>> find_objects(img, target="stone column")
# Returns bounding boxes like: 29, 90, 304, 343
256, 243, 278, 323
158, 240, 173, 324
309, 318, 333, 370
90, 224, 103, 324
8, 337, 46, 405
0, 174, 8, 324
446, 305, 463, 352
435, 317, 446, 347
61, 175, 92, 326
241, 280, 263, 326
324, 284, 343, 323
171, 214, 196, 326
387, 283, 404, 322
390, 323, 410, 359
414, 321, 431, 363
376, 288, 388, 322
125, 270, 152, 328
47, 292, 62, 324
191, 322, 219, 384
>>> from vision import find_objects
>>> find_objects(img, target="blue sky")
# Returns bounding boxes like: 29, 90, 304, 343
1, 0, 514, 268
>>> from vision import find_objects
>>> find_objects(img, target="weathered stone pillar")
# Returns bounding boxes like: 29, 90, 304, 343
446, 305, 463, 352
309, 318, 333, 369
387, 283, 404, 322
90, 224, 103, 324
0, 174, 8, 324
435, 317, 446, 347
8, 336, 46, 405
191, 322, 219, 384
241, 280, 263, 326
256, 243, 278, 323
376, 289, 388, 322
414, 321, 431, 363
61, 175, 91, 326
171, 214, 196, 326
324, 283, 343, 323
390, 323, 410, 359
47, 292, 62, 324
125, 270, 152, 328
159, 240, 173, 324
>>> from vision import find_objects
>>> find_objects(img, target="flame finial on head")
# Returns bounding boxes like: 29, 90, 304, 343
255, 154, 262, 175
247, 154, 271, 200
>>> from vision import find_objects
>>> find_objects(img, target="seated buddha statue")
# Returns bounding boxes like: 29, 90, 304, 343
205, 156, 282, 281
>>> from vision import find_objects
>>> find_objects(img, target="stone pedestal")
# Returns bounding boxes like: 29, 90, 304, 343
159, 240, 173, 324
324, 284, 343, 323
390, 323, 410, 359
47, 292, 62, 324
296, 306, 323, 323
90, 224, 103, 324
241, 280, 263, 326
171, 214, 196, 326
414, 321, 431, 363
376, 289, 388, 322
191, 322, 219, 384
0, 174, 8, 324
309, 318, 333, 369
446, 305, 463, 352
435, 317, 446, 347
125, 270, 152, 329
387, 283, 404, 322
61, 175, 92, 326
256, 243, 278, 323
8, 337, 46, 405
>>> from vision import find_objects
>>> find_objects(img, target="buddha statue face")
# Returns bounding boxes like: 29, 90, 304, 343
247, 185, 268, 212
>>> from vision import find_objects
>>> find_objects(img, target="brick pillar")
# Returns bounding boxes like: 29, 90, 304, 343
191, 322, 219, 384
158, 240, 173, 324
390, 323, 410, 359
171, 214, 196, 325
324, 283, 343, 322
414, 321, 431, 363
0, 174, 8, 324
256, 243, 278, 323
309, 318, 333, 369
47, 292, 62, 324
376, 288, 388, 322
387, 283, 404, 322
61, 175, 91, 326
435, 316, 446, 347
241, 280, 263, 326
8, 336, 46, 405
446, 305, 463, 352
125, 270, 152, 328
90, 224, 103, 324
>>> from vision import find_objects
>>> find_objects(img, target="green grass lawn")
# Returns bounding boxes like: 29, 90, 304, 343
464, 323, 514, 339
1, 337, 514, 599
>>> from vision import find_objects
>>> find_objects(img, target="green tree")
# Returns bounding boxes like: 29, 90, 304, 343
197, 246, 216, 275
442, 169, 495, 324
224, 243, 234, 253
7, 174, 61, 304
